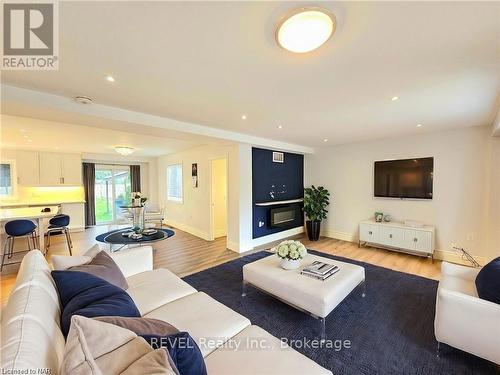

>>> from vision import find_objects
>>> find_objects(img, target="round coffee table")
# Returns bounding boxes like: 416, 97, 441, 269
95, 228, 175, 251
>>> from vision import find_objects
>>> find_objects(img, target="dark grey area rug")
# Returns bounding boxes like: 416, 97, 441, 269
183, 250, 498, 374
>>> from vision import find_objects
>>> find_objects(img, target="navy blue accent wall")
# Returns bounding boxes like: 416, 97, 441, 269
252, 148, 304, 239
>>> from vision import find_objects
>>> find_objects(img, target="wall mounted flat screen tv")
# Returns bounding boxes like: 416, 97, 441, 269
374, 157, 434, 199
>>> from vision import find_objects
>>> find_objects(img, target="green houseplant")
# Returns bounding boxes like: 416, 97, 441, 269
303, 185, 330, 241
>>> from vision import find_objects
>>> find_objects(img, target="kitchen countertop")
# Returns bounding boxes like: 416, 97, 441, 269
0, 206, 60, 221
0, 201, 85, 208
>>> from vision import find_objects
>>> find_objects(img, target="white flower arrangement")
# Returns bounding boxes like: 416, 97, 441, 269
271, 240, 307, 261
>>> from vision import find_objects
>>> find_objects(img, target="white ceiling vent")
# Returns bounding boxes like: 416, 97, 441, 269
272, 151, 284, 163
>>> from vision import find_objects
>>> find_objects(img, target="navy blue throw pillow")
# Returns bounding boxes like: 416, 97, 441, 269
51, 270, 141, 337
141, 332, 207, 375
475, 257, 500, 304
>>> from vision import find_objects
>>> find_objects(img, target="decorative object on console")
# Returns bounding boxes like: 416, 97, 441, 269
303, 185, 330, 241
453, 246, 481, 268
374, 212, 383, 222
271, 240, 307, 270
383, 214, 391, 222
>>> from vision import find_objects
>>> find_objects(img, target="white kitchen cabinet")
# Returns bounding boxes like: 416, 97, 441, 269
15, 151, 40, 186
61, 202, 85, 231
61, 154, 82, 185
39, 152, 82, 185
359, 220, 435, 258
39, 152, 63, 185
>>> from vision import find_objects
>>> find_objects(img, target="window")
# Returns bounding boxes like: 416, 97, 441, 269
167, 164, 183, 202
0, 161, 15, 197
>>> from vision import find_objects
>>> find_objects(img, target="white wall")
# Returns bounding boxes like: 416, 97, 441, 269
305, 126, 499, 263
158, 143, 242, 249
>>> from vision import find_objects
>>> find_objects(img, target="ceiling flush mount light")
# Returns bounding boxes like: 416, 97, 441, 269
114, 146, 135, 156
276, 8, 336, 53
74, 96, 93, 105
417, 124, 423, 127
105, 75, 115, 82
391, 96, 399, 101
323, 138, 329, 142
241, 115, 247, 120
277, 125, 283, 129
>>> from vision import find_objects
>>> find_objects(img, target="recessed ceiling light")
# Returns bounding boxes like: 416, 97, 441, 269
241, 115, 247, 120
323, 138, 328, 142
23, 135, 28, 138
105, 75, 115, 82
276, 8, 336, 53
114, 146, 135, 156
277, 125, 283, 129
20, 128, 26, 133
27, 139, 33, 143
417, 124, 422, 127
391, 96, 399, 101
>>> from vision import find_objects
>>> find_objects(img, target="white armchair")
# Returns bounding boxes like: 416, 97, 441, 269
144, 202, 165, 227
434, 261, 500, 364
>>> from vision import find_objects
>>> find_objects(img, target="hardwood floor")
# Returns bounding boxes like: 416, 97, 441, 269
0, 225, 441, 307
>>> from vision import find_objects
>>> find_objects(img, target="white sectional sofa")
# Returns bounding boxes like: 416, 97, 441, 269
1, 247, 332, 375
434, 261, 500, 364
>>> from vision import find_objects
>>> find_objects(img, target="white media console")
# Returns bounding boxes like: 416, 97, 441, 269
359, 219, 435, 259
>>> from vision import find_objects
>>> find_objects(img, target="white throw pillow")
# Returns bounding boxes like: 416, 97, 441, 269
51, 244, 102, 270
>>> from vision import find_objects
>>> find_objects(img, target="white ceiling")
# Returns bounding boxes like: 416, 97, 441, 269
2, 1, 499, 147
0, 115, 200, 157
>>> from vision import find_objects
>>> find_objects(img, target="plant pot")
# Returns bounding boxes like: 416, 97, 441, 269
280, 258, 301, 270
306, 220, 321, 241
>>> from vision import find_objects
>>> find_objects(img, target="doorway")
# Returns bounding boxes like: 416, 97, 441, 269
210, 158, 228, 239
94, 165, 132, 225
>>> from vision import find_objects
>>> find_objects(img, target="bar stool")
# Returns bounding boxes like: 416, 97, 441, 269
1, 219, 38, 271
46, 214, 73, 255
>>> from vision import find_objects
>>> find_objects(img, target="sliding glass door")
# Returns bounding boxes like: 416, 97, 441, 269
95, 166, 132, 225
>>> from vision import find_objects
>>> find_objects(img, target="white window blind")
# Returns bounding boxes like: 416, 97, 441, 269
167, 164, 183, 202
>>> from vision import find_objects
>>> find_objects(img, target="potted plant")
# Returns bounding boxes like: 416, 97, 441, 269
303, 185, 330, 241
271, 240, 308, 270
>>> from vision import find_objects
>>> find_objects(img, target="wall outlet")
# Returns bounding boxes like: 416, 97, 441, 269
450, 242, 457, 250
466, 233, 474, 241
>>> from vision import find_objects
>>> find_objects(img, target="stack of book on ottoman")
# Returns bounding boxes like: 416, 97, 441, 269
301, 261, 340, 281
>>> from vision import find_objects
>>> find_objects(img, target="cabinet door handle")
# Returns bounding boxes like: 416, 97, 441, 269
414, 238, 418, 242
62, 177, 65, 184
368, 231, 372, 235
389, 234, 393, 239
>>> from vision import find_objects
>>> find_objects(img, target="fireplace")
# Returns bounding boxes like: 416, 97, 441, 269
270, 205, 301, 229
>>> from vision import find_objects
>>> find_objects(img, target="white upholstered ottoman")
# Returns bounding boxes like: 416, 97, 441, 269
242, 253, 365, 340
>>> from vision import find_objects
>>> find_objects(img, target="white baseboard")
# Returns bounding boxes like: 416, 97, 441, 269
228, 227, 305, 254
164, 219, 211, 241
251, 227, 305, 249
433, 249, 487, 266
322, 229, 355, 242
